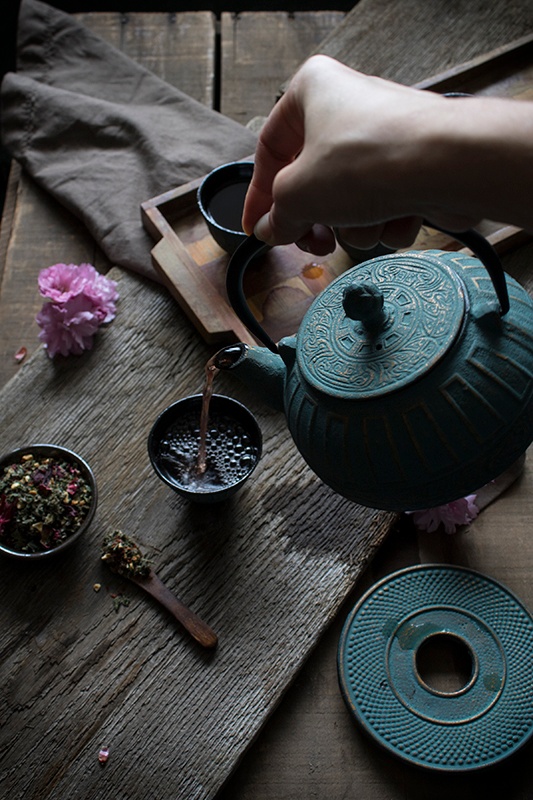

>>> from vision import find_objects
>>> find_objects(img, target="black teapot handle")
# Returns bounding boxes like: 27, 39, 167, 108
226, 234, 278, 352
225, 226, 510, 354
425, 222, 509, 315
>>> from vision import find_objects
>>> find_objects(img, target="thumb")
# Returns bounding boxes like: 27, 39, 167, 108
254, 212, 335, 255
253, 212, 274, 243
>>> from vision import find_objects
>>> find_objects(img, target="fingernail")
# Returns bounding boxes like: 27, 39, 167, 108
253, 214, 272, 243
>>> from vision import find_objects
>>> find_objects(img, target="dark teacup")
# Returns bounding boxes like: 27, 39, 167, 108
197, 161, 254, 254
147, 394, 262, 503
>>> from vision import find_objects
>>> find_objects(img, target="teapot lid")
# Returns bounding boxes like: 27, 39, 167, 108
297, 252, 466, 399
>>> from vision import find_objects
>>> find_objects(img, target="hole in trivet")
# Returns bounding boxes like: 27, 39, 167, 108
415, 633, 475, 695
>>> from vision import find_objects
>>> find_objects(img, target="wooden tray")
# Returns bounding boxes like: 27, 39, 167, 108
141, 33, 533, 347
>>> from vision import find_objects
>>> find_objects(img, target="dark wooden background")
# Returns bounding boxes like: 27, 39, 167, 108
0, 0, 355, 214
1, 3, 533, 799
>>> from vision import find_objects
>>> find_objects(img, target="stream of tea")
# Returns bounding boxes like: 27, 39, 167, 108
155, 354, 259, 494
197, 355, 218, 475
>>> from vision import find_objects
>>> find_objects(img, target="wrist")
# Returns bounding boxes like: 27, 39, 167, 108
412, 95, 533, 230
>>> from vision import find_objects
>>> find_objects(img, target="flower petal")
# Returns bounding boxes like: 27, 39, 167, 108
36, 297, 100, 358
36, 264, 119, 357
407, 494, 479, 534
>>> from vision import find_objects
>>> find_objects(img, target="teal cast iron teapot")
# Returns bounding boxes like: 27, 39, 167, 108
215, 228, 533, 511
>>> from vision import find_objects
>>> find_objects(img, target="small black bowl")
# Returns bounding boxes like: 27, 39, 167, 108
197, 161, 254, 254
0, 444, 97, 561
148, 394, 262, 503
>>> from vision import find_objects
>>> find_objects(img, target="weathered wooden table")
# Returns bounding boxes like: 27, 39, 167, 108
1, 4, 532, 800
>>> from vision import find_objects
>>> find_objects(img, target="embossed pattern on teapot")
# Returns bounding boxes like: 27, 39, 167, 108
218, 234, 533, 511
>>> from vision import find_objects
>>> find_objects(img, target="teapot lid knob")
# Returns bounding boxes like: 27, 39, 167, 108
342, 282, 385, 326
298, 252, 467, 400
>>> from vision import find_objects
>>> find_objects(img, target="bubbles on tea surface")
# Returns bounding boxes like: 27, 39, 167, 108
156, 410, 259, 493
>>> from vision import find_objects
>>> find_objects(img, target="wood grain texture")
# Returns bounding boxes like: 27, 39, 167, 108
0, 11, 216, 390
144, 28, 533, 349
218, 251, 533, 800
2, 5, 533, 800
124, 568, 219, 649
218, 1, 533, 797
143, 172, 355, 345
72, 11, 216, 104
0, 168, 111, 388
220, 11, 345, 124
0, 267, 393, 800
219, 459, 533, 800
0, 14, 392, 798
310, 0, 533, 86
0, 9, 343, 386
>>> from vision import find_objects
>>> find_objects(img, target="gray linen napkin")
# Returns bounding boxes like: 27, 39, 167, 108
1, 0, 257, 280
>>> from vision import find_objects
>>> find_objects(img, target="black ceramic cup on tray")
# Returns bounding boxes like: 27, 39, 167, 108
197, 161, 254, 254
147, 394, 262, 503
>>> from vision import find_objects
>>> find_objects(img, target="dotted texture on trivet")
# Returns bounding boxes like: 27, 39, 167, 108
338, 565, 533, 771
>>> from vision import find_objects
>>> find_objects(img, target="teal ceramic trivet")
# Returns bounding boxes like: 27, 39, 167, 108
338, 565, 533, 771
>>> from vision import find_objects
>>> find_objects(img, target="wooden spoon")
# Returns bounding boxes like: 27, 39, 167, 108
102, 531, 218, 648
128, 568, 218, 649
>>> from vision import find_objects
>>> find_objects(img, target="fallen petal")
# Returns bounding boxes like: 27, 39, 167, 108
14, 346, 27, 363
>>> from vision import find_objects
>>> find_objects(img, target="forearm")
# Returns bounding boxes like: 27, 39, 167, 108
409, 96, 533, 233
243, 55, 533, 252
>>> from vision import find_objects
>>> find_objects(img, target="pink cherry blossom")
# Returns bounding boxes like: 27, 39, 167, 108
36, 263, 119, 357
38, 263, 118, 320
39, 263, 78, 302
407, 494, 479, 534
77, 265, 119, 323
36, 294, 102, 358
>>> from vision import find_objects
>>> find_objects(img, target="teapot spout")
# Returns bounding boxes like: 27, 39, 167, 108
213, 343, 286, 412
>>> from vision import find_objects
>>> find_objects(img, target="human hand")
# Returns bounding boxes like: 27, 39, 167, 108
242, 55, 481, 254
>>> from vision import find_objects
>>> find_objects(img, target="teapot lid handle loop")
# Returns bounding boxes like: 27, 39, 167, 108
226, 227, 510, 354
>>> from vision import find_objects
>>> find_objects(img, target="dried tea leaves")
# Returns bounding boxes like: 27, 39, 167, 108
101, 530, 152, 578
0, 452, 92, 553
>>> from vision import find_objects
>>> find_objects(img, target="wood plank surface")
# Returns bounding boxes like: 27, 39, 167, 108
0, 10, 216, 390
0, 8, 396, 800
218, 245, 533, 800
218, 1, 533, 797
220, 11, 345, 124
0, 167, 111, 388
0, 265, 393, 800
311, 0, 533, 86
70, 11, 216, 105
0, 9, 342, 389
2, 4, 533, 800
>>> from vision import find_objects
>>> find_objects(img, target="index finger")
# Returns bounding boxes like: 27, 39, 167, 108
242, 88, 305, 235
